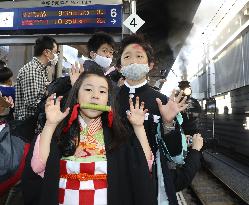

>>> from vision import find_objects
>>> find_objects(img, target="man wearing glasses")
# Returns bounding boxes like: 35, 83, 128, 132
15, 36, 58, 121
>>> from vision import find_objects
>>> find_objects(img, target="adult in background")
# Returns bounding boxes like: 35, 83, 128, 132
178, 81, 202, 136
15, 36, 59, 121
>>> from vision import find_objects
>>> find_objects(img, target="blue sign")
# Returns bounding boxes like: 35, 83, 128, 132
0, 5, 122, 32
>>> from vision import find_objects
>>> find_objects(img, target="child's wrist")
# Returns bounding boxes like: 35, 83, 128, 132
191, 146, 201, 151
44, 122, 58, 128
132, 124, 144, 130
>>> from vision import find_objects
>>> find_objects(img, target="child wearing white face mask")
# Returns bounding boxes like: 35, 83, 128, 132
83, 32, 115, 72
55, 32, 116, 88
116, 34, 203, 205
35, 33, 119, 136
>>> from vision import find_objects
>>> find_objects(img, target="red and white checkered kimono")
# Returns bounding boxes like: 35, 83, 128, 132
58, 159, 107, 205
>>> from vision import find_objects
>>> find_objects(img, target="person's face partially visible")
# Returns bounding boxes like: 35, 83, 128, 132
121, 43, 148, 67
96, 43, 114, 59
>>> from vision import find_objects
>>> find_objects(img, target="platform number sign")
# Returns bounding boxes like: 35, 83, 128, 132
123, 13, 145, 33
110, 8, 117, 24
130, 18, 137, 27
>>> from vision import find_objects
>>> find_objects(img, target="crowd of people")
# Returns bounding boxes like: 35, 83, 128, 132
0, 32, 203, 205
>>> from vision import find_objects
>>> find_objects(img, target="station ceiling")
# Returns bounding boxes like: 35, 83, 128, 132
0, 0, 201, 83
136, 0, 201, 82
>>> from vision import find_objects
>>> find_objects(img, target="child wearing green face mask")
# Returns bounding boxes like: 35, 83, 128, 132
22, 66, 156, 205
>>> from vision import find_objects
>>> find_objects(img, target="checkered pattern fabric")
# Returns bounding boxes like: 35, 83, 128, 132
59, 160, 107, 205
15, 57, 49, 120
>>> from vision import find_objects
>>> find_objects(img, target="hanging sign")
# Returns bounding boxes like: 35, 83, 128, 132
123, 13, 145, 33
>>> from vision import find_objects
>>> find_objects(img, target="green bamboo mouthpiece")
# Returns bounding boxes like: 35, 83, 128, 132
80, 103, 111, 112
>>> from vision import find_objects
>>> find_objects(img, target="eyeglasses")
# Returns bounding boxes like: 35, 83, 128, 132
47, 49, 60, 55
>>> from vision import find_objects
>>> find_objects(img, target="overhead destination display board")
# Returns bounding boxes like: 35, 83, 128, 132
0, 4, 122, 34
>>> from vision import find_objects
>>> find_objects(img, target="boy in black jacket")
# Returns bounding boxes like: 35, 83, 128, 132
116, 34, 203, 205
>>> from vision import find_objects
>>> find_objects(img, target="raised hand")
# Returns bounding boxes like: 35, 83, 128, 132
156, 89, 188, 123
127, 97, 152, 161
127, 96, 148, 127
4, 96, 14, 108
191, 133, 203, 151
0, 96, 14, 114
117, 77, 125, 87
45, 94, 70, 126
69, 62, 84, 86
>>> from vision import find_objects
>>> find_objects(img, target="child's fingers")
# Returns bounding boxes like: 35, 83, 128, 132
129, 98, 134, 111
169, 89, 176, 101
175, 90, 184, 103
156, 98, 163, 108
75, 61, 79, 69
143, 108, 148, 114
63, 107, 70, 117
179, 103, 188, 112
140, 101, 145, 110
45, 94, 59, 108
126, 110, 132, 120
135, 96, 140, 109
70, 64, 75, 74
179, 96, 187, 106
55, 96, 63, 106
80, 64, 84, 73
46, 94, 55, 103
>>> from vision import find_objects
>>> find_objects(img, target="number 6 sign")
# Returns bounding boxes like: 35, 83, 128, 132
111, 8, 117, 18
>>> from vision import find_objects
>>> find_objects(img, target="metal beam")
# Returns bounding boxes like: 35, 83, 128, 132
0, 0, 123, 8
0, 34, 123, 45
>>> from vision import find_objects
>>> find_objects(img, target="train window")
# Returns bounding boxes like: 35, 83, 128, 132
215, 93, 232, 115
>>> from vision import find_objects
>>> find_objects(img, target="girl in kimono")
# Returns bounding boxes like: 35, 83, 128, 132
22, 65, 156, 205
116, 34, 203, 205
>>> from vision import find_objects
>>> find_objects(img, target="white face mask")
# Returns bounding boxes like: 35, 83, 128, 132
121, 63, 150, 81
49, 53, 59, 66
94, 54, 112, 69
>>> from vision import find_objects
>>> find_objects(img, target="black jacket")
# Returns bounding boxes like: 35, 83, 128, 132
21, 117, 156, 205
117, 84, 182, 156
117, 83, 202, 204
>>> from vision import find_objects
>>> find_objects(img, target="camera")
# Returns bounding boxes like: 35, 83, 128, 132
160, 69, 167, 78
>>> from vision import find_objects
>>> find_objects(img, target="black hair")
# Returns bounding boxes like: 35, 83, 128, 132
0, 60, 7, 69
53, 64, 127, 156
87, 32, 115, 57
34, 36, 57, 57
116, 34, 155, 68
0, 66, 13, 83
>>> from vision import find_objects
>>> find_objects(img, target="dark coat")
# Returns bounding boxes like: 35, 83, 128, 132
117, 83, 202, 205
117, 84, 182, 157
21, 117, 156, 205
